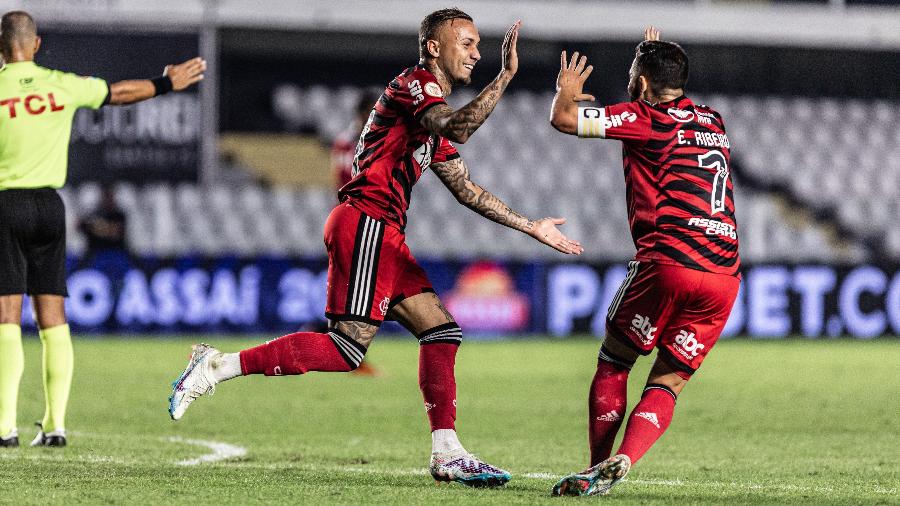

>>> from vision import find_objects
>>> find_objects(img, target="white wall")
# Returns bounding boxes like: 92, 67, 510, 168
4, 0, 900, 49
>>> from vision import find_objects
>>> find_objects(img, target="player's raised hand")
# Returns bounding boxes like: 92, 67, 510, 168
530, 217, 584, 255
556, 51, 595, 102
644, 26, 661, 41
164, 57, 207, 91
501, 20, 521, 76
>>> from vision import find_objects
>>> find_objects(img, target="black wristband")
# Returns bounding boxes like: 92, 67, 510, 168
151, 75, 173, 96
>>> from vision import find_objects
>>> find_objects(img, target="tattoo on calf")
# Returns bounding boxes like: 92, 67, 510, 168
437, 303, 456, 323
332, 320, 378, 348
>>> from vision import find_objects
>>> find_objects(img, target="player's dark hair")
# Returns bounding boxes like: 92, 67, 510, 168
419, 8, 473, 59
0, 11, 37, 49
632, 40, 689, 95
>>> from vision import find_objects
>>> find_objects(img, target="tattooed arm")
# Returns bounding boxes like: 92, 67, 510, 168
431, 158, 583, 255
419, 21, 520, 144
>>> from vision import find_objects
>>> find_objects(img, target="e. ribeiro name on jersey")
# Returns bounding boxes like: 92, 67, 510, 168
338, 65, 459, 231
577, 96, 740, 276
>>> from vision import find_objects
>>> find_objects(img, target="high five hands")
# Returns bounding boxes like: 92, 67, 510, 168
530, 217, 584, 255
556, 51, 595, 103
501, 20, 521, 76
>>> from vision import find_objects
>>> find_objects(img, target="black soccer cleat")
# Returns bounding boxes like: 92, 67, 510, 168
0, 431, 19, 448
30, 423, 67, 448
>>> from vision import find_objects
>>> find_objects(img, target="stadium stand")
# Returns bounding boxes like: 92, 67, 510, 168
63, 87, 892, 262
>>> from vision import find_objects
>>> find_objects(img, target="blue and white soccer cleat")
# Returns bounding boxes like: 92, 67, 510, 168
168, 343, 219, 420
429, 451, 511, 487
551, 454, 631, 496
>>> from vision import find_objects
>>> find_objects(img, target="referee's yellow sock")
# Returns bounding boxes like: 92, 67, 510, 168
39, 324, 73, 433
0, 324, 24, 437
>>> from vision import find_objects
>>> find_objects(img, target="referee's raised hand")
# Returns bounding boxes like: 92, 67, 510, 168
163, 57, 207, 91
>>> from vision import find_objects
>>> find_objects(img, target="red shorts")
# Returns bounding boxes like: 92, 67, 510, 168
324, 203, 434, 325
606, 261, 739, 378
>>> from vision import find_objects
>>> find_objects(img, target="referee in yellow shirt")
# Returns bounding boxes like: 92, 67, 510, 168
0, 11, 205, 447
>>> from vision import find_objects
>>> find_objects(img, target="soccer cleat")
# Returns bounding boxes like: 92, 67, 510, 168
429, 451, 511, 487
168, 343, 219, 421
0, 429, 18, 448
30, 423, 66, 447
551, 454, 631, 496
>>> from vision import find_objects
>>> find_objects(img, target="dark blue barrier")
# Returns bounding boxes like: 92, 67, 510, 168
19, 253, 899, 338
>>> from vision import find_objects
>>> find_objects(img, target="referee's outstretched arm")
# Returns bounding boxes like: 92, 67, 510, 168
107, 57, 207, 105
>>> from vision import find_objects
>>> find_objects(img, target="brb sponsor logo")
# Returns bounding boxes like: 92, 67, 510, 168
674, 330, 704, 359
688, 217, 737, 239
667, 107, 695, 123
0, 93, 65, 118
445, 262, 530, 334
408, 79, 424, 105
630, 314, 657, 345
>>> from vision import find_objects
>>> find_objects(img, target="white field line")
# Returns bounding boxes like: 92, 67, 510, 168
167, 436, 247, 466
212, 462, 896, 496
5, 435, 895, 498
49, 431, 249, 466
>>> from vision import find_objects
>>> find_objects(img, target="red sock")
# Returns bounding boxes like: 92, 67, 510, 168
588, 360, 630, 466
239, 332, 354, 375
616, 385, 677, 464
418, 343, 458, 431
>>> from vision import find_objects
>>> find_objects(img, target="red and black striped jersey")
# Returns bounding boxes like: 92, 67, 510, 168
338, 65, 459, 231
578, 96, 740, 276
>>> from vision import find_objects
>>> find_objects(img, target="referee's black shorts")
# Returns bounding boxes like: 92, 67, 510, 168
0, 188, 68, 296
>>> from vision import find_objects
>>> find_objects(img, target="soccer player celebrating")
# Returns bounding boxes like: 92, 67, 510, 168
547, 27, 740, 496
168, 8, 582, 487
0, 11, 205, 448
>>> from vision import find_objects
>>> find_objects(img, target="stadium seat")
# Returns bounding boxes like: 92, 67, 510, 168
64, 88, 898, 262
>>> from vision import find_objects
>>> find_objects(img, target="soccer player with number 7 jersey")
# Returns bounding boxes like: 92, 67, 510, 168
548, 27, 741, 496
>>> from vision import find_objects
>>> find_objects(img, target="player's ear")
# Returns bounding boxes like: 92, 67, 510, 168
34, 36, 41, 54
426, 38, 440, 59
639, 75, 649, 99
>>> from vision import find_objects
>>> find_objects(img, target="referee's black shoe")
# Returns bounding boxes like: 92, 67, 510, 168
0, 430, 18, 448
30, 423, 66, 447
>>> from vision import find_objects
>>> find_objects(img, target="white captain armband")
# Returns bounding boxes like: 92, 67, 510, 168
577, 106, 606, 138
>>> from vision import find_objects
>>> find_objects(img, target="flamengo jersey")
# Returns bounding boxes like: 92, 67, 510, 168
0, 61, 109, 189
338, 65, 459, 230
578, 96, 740, 276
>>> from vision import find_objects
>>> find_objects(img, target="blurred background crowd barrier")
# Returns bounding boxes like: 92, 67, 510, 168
4, 0, 899, 336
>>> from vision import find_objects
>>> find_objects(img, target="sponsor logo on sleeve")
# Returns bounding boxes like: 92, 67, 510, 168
408, 79, 424, 105
424, 81, 443, 98
606, 111, 637, 129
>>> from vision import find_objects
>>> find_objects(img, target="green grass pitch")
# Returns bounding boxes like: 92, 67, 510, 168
2, 336, 898, 504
